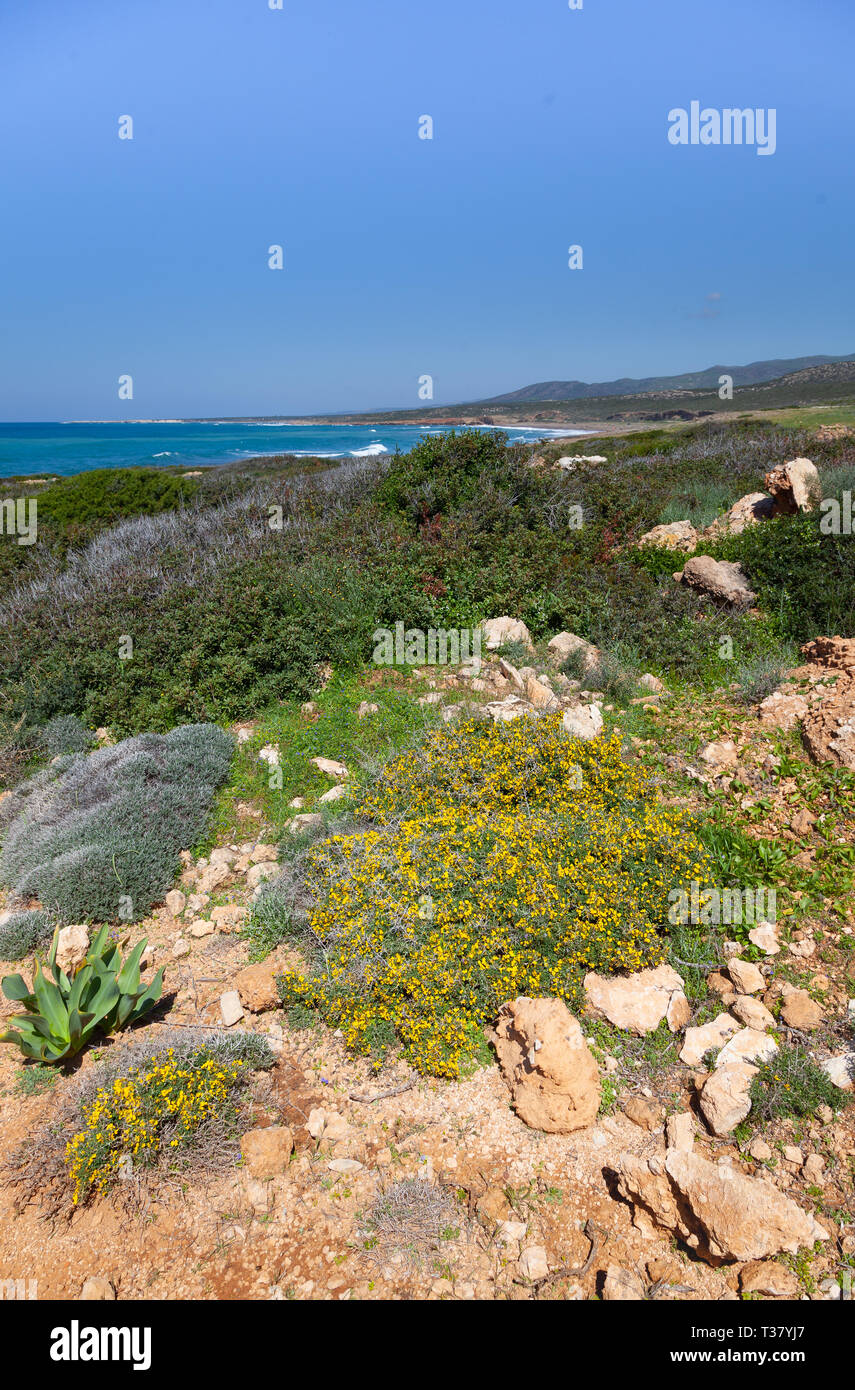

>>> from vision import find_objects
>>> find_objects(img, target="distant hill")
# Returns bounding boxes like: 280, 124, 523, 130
484, 354, 855, 404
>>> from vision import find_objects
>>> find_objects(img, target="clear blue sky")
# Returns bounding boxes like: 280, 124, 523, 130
1, 0, 852, 419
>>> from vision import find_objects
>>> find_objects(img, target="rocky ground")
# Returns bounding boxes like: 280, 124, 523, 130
0, 603, 853, 1303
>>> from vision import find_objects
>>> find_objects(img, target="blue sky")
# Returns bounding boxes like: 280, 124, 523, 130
0, 0, 852, 419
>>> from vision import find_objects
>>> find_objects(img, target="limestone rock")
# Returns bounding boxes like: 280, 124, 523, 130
518, 1246, 549, 1281
289, 813, 324, 836
821, 1053, 854, 1090
702, 493, 774, 540
54, 923, 89, 976
801, 635, 855, 670
727, 958, 765, 995
219, 990, 245, 1027
583, 964, 688, 1036
699, 738, 738, 769
715, 1028, 777, 1070
758, 690, 809, 731
495, 996, 600, 1133
163, 889, 186, 918
780, 989, 824, 1030
525, 674, 560, 713
678, 556, 756, 606
623, 1096, 664, 1132
617, 1150, 827, 1263
357, 701, 379, 718
700, 1061, 758, 1135
602, 1265, 646, 1300
764, 457, 822, 515
680, 1013, 740, 1067
234, 959, 280, 1013
311, 756, 349, 779
547, 631, 601, 671
481, 617, 533, 652
319, 784, 348, 803
638, 520, 699, 553
665, 1110, 695, 1153
801, 669, 855, 770
562, 704, 604, 741
247, 862, 278, 891
748, 920, 780, 955
739, 1260, 800, 1299
240, 1126, 294, 1178
731, 995, 775, 1031
79, 1276, 116, 1301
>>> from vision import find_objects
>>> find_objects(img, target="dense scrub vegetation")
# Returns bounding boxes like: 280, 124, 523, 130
0, 421, 853, 780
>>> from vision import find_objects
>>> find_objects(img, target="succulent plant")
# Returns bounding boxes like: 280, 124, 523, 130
0, 925, 164, 1063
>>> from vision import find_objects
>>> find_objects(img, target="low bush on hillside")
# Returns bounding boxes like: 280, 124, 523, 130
0, 909, 55, 962
748, 1045, 847, 1123
718, 511, 855, 643
278, 716, 713, 1078
0, 723, 233, 921
6, 1030, 273, 1214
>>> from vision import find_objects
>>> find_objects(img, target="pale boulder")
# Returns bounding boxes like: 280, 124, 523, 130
311, 756, 349, 779
547, 631, 601, 671
727, 958, 765, 995
677, 556, 756, 606
780, 989, 824, 1030
679, 1012, 740, 1067
617, 1150, 827, 1262
55, 923, 89, 976
602, 1265, 646, 1300
494, 997, 600, 1133
637, 520, 698, 553
584, 964, 689, 1036
730, 995, 776, 1031
715, 1027, 778, 1070
562, 704, 604, 742
481, 617, 533, 652
700, 1061, 758, 1136
748, 920, 780, 955
764, 457, 822, 515
240, 1126, 294, 1178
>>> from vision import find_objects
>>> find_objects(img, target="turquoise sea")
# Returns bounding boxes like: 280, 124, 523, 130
0, 421, 590, 479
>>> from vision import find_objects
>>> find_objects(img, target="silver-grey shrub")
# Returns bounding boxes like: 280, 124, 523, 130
0, 909, 55, 962
0, 723, 233, 923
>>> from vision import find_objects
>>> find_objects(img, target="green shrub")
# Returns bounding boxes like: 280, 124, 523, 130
0, 724, 233, 921
749, 1044, 846, 1122
732, 650, 796, 705
36, 468, 197, 531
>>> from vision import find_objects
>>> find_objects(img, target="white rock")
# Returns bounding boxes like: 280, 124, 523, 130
518, 1246, 549, 1281
481, 617, 533, 652
821, 1054, 854, 1091
562, 704, 604, 742
748, 920, 780, 955
289, 813, 325, 836
258, 743, 281, 767
219, 990, 245, 1026
715, 1027, 778, 1069
319, 784, 347, 803
311, 756, 349, 779
680, 1013, 740, 1067
54, 923, 89, 976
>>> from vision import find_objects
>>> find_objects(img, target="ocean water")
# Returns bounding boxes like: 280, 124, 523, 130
0, 421, 590, 479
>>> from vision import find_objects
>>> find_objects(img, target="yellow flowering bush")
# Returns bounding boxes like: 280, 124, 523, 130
279, 717, 713, 1078
65, 1048, 246, 1204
